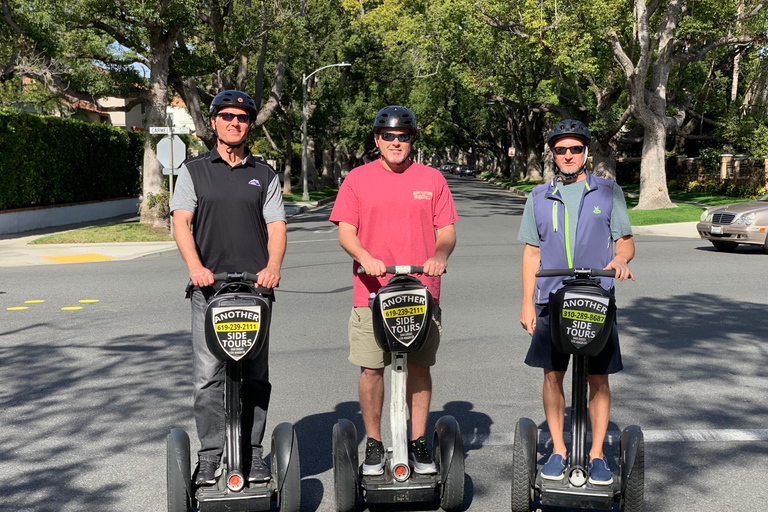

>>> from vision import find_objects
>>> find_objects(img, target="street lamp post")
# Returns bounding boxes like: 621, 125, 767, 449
301, 62, 351, 201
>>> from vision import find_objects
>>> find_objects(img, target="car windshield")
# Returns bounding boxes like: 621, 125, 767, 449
759, 193, 768, 201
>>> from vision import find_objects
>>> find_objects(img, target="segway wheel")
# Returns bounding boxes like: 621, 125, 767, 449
271, 423, 301, 512
433, 416, 465, 512
622, 429, 644, 512
333, 419, 359, 512
166, 429, 192, 512
511, 419, 537, 512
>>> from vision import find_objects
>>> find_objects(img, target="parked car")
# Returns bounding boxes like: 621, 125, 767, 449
458, 165, 476, 177
696, 193, 768, 252
439, 162, 456, 172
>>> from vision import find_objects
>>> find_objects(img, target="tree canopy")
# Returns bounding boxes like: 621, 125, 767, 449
3, 0, 768, 217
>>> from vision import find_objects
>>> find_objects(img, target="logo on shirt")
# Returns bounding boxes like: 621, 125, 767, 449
413, 191, 433, 200
593, 206, 601, 214
248, 179, 261, 187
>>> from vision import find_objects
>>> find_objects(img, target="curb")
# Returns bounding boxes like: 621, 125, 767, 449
477, 177, 529, 198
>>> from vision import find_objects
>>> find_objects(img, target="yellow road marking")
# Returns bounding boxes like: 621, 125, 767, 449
79, 300, 99, 303
41, 254, 116, 263
61, 307, 83, 310
24, 300, 45, 303
7, 307, 28, 310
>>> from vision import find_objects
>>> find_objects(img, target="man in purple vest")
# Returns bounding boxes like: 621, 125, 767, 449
517, 119, 635, 485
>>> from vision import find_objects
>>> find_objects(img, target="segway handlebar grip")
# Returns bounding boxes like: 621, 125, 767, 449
535, 268, 616, 278
357, 265, 427, 275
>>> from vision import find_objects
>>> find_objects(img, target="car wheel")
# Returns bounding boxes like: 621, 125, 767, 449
763, 232, 768, 254
711, 241, 738, 252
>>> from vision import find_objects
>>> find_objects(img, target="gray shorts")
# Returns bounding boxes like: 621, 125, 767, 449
348, 306, 442, 368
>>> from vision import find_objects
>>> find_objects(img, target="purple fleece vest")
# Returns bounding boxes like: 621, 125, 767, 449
531, 172, 615, 304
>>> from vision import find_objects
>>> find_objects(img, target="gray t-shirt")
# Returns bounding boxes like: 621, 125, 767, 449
518, 179, 632, 248
171, 159, 286, 224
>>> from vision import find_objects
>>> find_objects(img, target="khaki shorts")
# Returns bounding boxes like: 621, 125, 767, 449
348, 306, 442, 368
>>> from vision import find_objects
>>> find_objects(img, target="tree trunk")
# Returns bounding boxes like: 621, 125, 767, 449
542, 144, 555, 182
321, 148, 335, 187
282, 115, 293, 195
139, 29, 175, 229
307, 135, 321, 190
523, 110, 542, 182
636, 120, 676, 209
590, 140, 617, 181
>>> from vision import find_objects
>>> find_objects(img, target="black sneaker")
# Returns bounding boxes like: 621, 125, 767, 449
249, 456, 271, 482
194, 459, 218, 485
408, 437, 437, 474
362, 438, 385, 476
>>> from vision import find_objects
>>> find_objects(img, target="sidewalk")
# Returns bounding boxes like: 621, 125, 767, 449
0, 199, 332, 268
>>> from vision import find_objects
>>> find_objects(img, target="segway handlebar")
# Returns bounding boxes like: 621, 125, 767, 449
536, 268, 616, 278
357, 265, 439, 275
212, 271, 261, 283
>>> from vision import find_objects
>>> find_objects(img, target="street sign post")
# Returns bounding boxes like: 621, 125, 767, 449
150, 121, 190, 237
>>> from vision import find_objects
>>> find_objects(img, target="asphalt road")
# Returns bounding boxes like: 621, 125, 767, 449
1, 172, 767, 511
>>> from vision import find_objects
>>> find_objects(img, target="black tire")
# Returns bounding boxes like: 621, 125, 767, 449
622, 432, 644, 512
272, 426, 301, 512
712, 240, 738, 251
763, 232, 768, 254
434, 423, 465, 512
510, 422, 532, 512
333, 421, 359, 512
166, 431, 191, 512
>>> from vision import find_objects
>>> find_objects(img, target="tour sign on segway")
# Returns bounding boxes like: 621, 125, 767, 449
333, 266, 465, 512
511, 268, 643, 512
167, 272, 301, 512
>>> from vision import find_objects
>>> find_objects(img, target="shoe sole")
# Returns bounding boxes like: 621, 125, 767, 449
541, 472, 565, 481
248, 476, 272, 483
588, 477, 613, 485
361, 463, 385, 476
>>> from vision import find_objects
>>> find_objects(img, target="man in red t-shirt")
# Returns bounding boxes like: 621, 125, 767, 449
329, 105, 458, 476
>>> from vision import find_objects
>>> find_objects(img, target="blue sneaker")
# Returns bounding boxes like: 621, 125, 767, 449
541, 453, 566, 480
588, 457, 613, 485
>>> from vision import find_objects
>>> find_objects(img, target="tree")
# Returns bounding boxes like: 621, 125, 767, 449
605, 0, 768, 209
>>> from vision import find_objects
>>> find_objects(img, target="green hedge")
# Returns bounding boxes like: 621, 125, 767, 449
0, 109, 143, 210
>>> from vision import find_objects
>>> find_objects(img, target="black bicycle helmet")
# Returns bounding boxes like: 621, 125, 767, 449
547, 119, 591, 147
373, 106, 417, 132
210, 90, 258, 119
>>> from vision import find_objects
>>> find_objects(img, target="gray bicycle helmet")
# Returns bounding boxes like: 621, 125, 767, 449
210, 90, 258, 119
547, 119, 591, 147
373, 106, 417, 132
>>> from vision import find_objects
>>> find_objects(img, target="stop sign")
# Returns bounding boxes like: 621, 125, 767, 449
157, 135, 186, 168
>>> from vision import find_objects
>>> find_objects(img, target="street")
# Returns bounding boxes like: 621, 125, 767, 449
1, 172, 767, 511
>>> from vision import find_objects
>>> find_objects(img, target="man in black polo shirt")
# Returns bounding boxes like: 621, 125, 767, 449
170, 90, 287, 485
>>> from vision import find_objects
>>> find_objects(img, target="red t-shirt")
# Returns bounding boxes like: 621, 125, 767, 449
330, 159, 459, 306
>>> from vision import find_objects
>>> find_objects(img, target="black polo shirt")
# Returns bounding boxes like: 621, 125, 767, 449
172, 147, 284, 275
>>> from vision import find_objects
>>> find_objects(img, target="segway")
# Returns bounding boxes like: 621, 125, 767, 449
511, 268, 643, 512
167, 272, 301, 512
333, 266, 465, 512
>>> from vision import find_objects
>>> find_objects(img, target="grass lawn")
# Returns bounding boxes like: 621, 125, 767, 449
282, 187, 338, 202
624, 197, 704, 226
30, 221, 173, 244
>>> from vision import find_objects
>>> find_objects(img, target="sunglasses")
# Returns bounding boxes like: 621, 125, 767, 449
218, 112, 250, 123
552, 145, 586, 155
379, 132, 413, 142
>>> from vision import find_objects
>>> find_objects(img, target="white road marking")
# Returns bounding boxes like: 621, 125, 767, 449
462, 429, 768, 448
